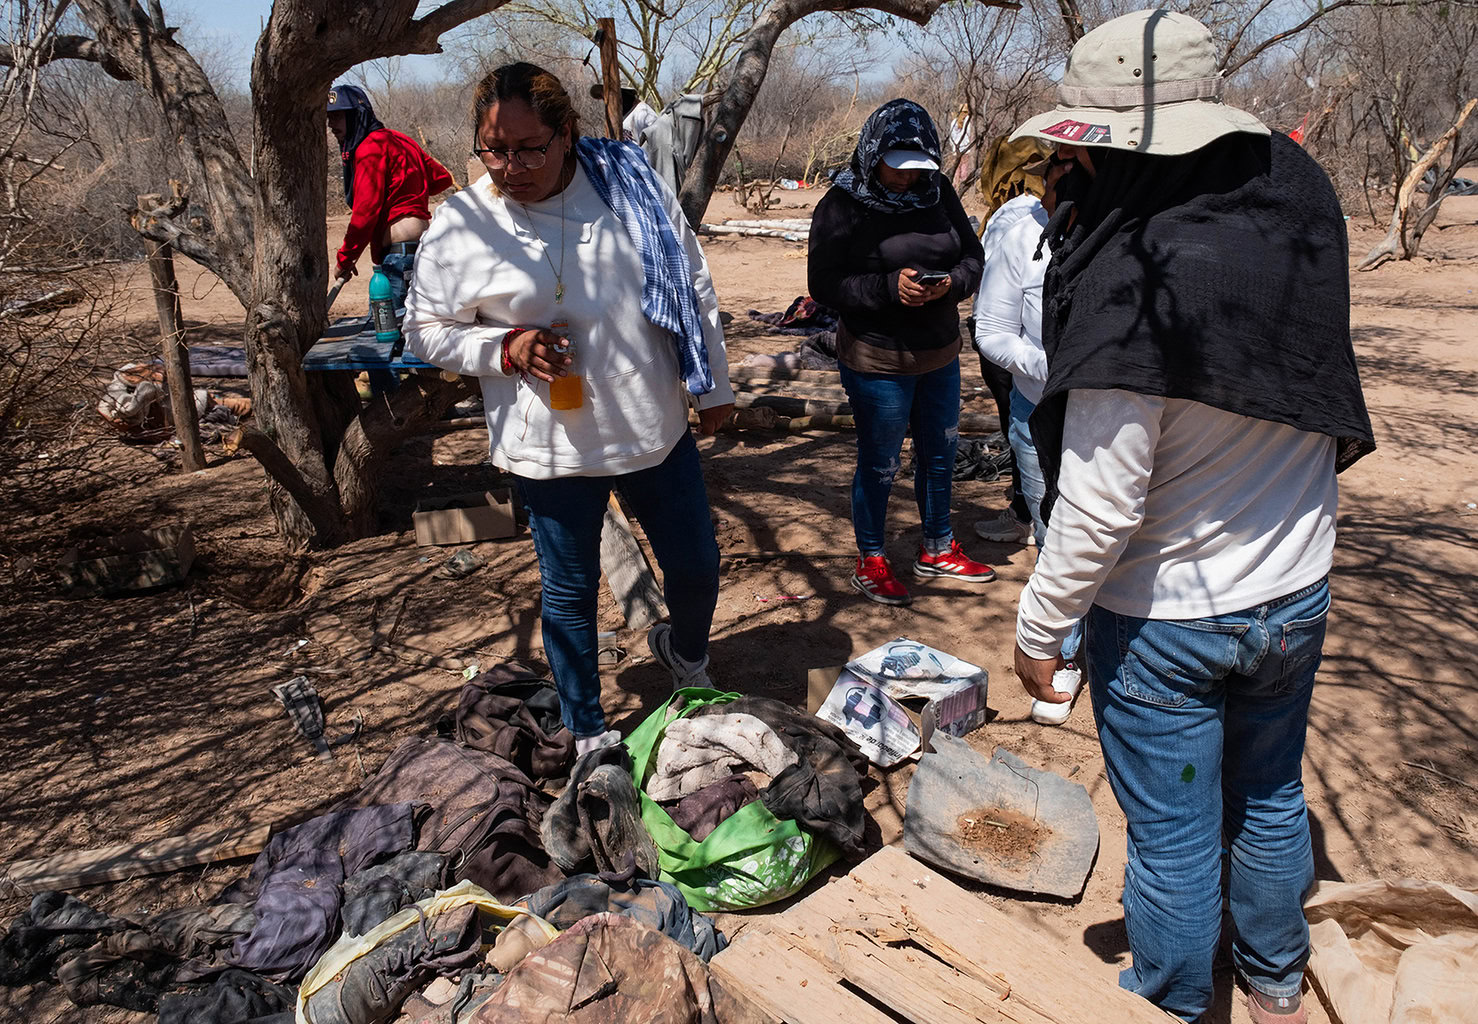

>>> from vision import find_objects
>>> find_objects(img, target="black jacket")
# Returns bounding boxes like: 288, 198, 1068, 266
808, 181, 984, 374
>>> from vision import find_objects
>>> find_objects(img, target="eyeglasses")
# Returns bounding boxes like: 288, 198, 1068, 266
472, 131, 559, 170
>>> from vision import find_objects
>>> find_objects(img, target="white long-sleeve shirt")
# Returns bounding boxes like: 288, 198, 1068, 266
1016, 389, 1338, 658
404, 163, 733, 480
973, 200, 1050, 404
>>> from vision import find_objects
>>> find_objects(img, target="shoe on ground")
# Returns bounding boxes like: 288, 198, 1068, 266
647, 622, 713, 690
574, 729, 621, 757
851, 555, 912, 606
913, 540, 997, 583
577, 762, 660, 877
973, 511, 1033, 545
1030, 664, 1083, 725
1247, 987, 1307, 1024
303, 902, 482, 1024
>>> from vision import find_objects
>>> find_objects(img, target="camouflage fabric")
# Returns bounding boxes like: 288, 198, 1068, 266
977, 135, 1053, 221
469, 912, 768, 1024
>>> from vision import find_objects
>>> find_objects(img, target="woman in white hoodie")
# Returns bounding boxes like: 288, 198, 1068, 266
404, 63, 734, 755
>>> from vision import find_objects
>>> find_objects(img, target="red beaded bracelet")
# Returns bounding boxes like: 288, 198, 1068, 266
501, 332, 517, 375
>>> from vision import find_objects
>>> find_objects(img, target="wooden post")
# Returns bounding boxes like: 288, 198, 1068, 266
599, 494, 667, 630
597, 18, 621, 140
147, 240, 206, 471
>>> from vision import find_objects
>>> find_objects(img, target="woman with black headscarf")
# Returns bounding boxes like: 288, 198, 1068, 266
808, 99, 991, 607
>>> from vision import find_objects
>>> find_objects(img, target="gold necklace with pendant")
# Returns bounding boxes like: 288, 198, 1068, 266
515, 175, 567, 304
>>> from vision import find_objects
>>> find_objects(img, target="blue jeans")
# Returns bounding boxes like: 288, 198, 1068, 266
514, 431, 720, 738
1084, 578, 1330, 1021
366, 248, 415, 394
1010, 386, 1082, 660
839, 360, 960, 556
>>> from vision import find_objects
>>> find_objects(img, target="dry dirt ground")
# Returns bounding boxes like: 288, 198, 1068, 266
1, 188, 1474, 1024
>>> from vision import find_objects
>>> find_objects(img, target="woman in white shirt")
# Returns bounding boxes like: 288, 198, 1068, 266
404, 63, 734, 755
972, 156, 1084, 725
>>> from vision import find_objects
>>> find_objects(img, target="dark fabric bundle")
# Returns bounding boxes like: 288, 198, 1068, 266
1030, 131, 1375, 526
346, 737, 563, 903
520, 872, 727, 961
690, 695, 868, 857
452, 660, 574, 783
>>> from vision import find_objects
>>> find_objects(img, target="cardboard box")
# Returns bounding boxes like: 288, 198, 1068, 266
58, 525, 195, 594
808, 637, 990, 757
810, 667, 920, 767
412, 489, 516, 546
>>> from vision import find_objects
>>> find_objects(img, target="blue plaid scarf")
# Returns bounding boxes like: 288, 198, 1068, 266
575, 136, 714, 396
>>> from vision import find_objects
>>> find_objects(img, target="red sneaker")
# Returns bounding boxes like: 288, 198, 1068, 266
851, 555, 912, 606
913, 540, 997, 583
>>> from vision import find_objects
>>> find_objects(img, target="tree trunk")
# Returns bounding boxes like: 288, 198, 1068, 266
678, 0, 1020, 226
148, 242, 206, 472
1358, 98, 1476, 271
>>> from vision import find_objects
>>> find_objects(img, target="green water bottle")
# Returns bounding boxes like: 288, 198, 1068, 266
368, 265, 400, 345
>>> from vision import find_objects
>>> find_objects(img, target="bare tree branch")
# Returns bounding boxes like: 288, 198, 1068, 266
1053, 0, 1084, 42
0, 33, 132, 80
680, 0, 1020, 224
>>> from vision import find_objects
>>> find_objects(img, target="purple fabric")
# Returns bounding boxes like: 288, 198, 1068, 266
226, 803, 418, 981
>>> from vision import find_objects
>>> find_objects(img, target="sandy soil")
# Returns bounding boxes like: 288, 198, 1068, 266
1, 187, 1474, 1024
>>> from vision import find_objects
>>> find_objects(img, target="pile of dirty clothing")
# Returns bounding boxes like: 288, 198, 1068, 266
0, 663, 858, 1024
97, 363, 251, 443
745, 296, 840, 369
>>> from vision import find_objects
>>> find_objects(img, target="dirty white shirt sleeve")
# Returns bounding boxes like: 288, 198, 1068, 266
402, 248, 515, 379
972, 216, 1049, 401
1016, 389, 1160, 658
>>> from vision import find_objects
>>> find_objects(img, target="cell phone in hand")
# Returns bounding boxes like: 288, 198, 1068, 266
916, 271, 950, 287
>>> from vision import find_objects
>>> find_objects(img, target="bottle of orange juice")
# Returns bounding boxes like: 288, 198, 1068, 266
548, 321, 583, 411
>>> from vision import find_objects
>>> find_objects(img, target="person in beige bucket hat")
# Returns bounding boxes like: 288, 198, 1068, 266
1006, 10, 1376, 1024
1012, 8, 1267, 156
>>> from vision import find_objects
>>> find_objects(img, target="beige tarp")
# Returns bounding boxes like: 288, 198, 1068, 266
1305, 877, 1478, 1024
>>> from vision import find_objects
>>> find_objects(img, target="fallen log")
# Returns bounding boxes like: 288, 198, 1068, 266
698, 223, 806, 241
721, 218, 813, 230
2, 824, 273, 896
731, 365, 841, 385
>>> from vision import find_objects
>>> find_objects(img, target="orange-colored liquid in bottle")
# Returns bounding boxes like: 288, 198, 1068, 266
548, 321, 583, 410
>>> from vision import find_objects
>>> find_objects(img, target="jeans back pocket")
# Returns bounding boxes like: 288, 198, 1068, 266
1119, 615, 1247, 708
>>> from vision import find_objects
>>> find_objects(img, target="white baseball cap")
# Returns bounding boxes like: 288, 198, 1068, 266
880, 148, 940, 171
1012, 9, 1268, 157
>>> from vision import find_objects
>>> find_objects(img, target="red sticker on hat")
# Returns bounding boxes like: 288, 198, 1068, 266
1041, 119, 1112, 143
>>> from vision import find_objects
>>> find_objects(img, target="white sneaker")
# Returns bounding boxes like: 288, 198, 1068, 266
974, 511, 1033, 545
647, 623, 713, 691
575, 729, 622, 757
1030, 666, 1083, 725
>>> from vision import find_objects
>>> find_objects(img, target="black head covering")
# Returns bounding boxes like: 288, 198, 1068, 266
328, 84, 384, 206
1028, 132, 1375, 527
832, 99, 942, 212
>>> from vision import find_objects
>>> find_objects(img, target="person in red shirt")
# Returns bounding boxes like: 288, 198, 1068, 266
327, 84, 456, 312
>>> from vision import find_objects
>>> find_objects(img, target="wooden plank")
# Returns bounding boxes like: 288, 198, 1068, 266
2, 824, 272, 895
710, 929, 898, 1024
302, 328, 435, 372
845, 848, 1175, 1022
599, 495, 668, 631
715, 846, 1174, 1024
598, 18, 621, 140
827, 932, 1034, 1024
